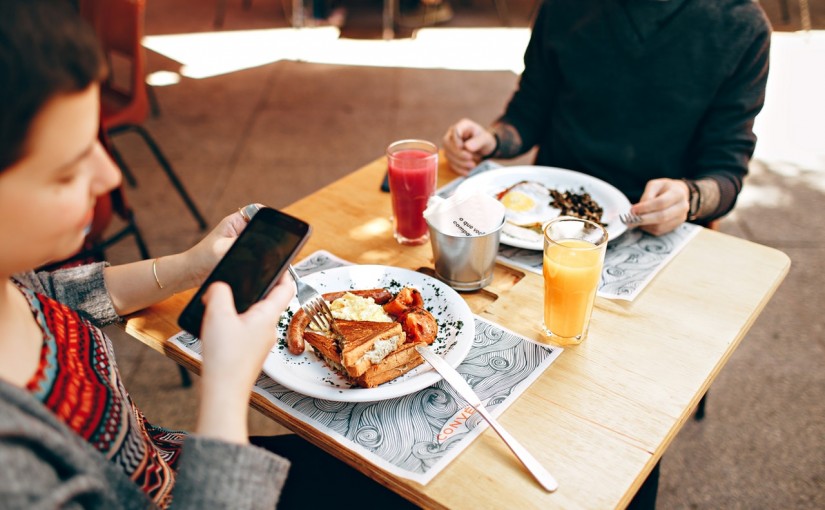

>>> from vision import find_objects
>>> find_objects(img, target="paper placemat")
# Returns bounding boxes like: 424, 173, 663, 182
498, 223, 701, 301
169, 251, 562, 484
436, 162, 702, 301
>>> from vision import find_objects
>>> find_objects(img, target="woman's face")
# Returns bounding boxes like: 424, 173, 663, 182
0, 84, 121, 274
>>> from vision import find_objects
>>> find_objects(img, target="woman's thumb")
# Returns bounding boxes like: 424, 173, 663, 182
202, 281, 237, 321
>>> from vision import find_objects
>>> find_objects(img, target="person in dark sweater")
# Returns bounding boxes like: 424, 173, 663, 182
443, 0, 771, 235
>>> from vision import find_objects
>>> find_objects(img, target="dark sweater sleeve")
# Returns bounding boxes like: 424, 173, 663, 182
170, 436, 290, 510
497, 1, 557, 153
690, 19, 771, 219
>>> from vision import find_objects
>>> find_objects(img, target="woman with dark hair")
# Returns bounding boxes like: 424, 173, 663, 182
0, 1, 294, 507
0, 2, 424, 508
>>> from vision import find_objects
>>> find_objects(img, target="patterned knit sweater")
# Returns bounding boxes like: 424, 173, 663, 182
2, 263, 289, 509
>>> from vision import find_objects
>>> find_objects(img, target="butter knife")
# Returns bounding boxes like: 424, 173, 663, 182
415, 345, 559, 492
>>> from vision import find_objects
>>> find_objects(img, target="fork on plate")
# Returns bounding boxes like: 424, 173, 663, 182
287, 265, 334, 331
619, 211, 643, 226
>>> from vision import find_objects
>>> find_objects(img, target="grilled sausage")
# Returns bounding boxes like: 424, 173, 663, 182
286, 308, 311, 354
286, 288, 393, 355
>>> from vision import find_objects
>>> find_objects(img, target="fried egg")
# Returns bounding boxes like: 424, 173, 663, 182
497, 181, 559, 228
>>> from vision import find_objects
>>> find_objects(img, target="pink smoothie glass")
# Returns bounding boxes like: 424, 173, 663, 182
387, 139, 438, 245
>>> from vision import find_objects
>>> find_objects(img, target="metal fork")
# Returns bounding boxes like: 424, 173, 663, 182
619, 211, 643, 226
287, 265, 334, 331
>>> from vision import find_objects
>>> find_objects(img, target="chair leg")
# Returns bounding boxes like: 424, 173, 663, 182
694, 393, 707, 421
177, 364, 193, 388
108, 138, 138, 187
492, 0, 509, 27
147, 85, 161, 118
109, 124, 209, 231
128, 216, 151, 260
214, 0, 227, 27
779, 0, 790, 24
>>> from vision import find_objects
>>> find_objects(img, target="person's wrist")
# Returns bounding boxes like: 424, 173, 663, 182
196, 389, 250, 444
482, 129, 500, 160
681, 178, 701, 221
176, 248, 208, 291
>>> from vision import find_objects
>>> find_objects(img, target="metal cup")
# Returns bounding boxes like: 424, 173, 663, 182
426, 217, 505, 291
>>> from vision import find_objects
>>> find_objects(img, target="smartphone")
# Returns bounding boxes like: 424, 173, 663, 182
177, 207, 311, 337
380, 171, 390, 192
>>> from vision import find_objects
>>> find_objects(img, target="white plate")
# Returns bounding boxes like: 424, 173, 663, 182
265, 265, 475, 402
455, 166, 631, 250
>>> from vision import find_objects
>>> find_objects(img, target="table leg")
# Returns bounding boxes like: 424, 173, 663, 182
383, 0, 396, 39
293, 0, 304, 27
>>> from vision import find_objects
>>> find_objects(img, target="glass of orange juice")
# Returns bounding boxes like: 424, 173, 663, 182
542, 216, 608, 346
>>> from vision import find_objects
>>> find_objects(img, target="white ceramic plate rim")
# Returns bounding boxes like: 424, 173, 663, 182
455, 165, 631, 250
264, 265, 475, 402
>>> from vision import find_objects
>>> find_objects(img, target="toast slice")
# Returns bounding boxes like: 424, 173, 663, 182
303, 331, 346, 375
356, 340, 426, 388
334, 320, 405, 378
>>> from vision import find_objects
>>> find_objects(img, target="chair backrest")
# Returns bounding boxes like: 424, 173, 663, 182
80, 0, 150, 128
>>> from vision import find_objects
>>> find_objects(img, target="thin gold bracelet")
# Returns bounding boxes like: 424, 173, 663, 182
152, 258, 164, 290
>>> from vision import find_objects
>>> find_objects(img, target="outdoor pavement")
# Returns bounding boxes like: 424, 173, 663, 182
99, 1, 824, 508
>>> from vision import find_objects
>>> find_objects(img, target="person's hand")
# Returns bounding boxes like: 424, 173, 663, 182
181, 207, 258, 289
442, 118, 497, 175
195, 275, 295, 443
631, 178, 690, 236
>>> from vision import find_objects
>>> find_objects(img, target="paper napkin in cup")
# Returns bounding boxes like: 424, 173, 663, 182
424, 191, 505, 236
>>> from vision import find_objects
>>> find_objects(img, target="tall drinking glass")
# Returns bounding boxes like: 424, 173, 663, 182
387, 139, 438, 246
542, 216, 608, 346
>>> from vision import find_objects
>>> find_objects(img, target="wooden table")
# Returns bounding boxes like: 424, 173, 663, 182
123, 156, 790, 509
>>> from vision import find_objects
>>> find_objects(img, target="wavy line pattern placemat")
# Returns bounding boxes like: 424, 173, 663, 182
497, 223, 701, 301
169, 251, 561, 484
437, 161, 702, 301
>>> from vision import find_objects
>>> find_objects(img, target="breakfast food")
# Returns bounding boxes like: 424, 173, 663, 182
286, 287, 438, 388
496, 180, 554, 230
496, 180, 605, 232
336, 320, 404, 377
548, 187, 604, 226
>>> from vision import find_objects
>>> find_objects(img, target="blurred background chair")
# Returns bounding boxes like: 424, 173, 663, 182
79, 0, 208, 231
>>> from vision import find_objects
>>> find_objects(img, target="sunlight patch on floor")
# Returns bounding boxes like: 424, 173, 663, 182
142, 26, 529, 80
736, 183, 793, 210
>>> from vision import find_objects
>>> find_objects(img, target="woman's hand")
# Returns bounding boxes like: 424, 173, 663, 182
631, 178, 690, 236
195, 275, 295, 443
442, 119, 497, 175
181, 208, 257, 289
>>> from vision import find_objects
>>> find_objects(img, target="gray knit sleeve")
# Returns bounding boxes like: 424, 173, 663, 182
171, 436, 290, 509
14, 262, 120, 326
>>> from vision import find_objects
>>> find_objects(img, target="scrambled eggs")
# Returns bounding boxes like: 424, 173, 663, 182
329, 292, 392, 322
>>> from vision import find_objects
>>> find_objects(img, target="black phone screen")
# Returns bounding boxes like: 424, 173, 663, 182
178, 207, 311, 337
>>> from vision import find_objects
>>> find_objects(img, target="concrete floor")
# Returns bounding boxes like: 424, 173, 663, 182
100, 0, 825, 508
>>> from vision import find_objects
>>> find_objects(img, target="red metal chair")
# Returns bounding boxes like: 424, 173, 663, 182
80, 0, 207, 231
